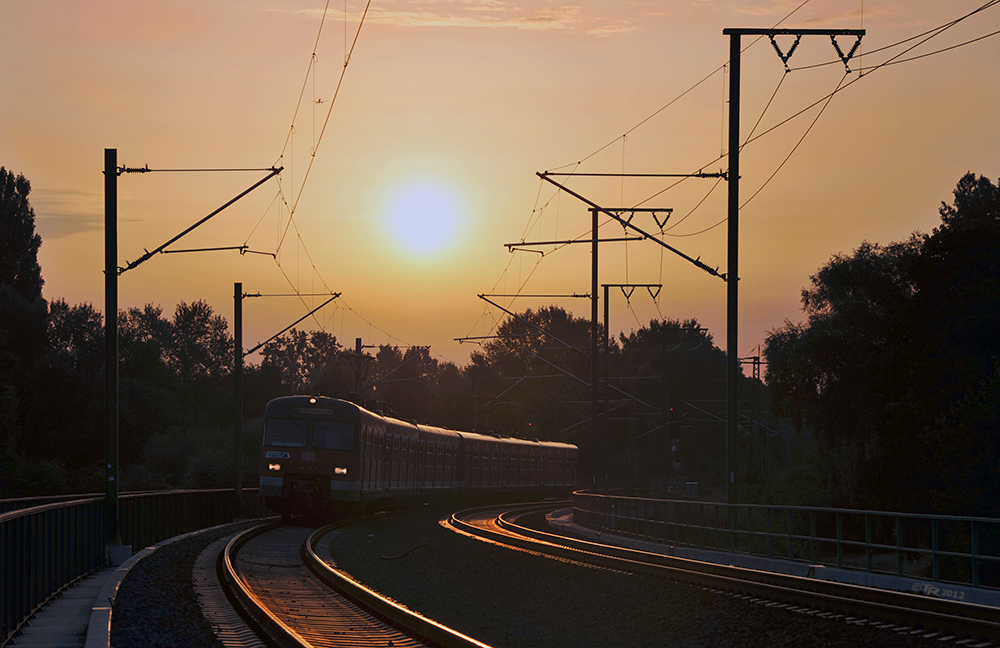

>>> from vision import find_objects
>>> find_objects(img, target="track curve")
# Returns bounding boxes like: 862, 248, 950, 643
449, 502, 1000, 645
221, 519, 492, 648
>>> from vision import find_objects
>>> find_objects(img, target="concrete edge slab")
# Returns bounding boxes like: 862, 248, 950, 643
547, 508, 1000, 609
83, 519, 268, 648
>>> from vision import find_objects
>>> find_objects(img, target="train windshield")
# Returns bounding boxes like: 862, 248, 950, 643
313, 421, 354, 450
264, 418, 308, 447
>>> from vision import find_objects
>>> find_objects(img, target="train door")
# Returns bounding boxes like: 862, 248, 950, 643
447, 444, 456, 488
364, 428, 373, 490
392, 436, 400, 488
404, 438, 410, 488
431, 444, 439, 487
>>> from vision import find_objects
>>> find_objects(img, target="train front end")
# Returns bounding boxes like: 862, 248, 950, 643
260, 396, 364, 517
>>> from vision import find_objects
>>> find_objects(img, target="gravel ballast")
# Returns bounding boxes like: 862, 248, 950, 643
110, 520, 261, 648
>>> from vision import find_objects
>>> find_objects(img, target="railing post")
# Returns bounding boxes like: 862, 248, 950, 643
788, 509, 794, 561
836, 512, 843, 569
896, 516, 903, 577
732, 505, 738, 552
700, 503, 705, 549
932, 518, 940, 582
766, 507, 772, 558
714, 505, 720, 550
747, 506, 754, 556
971, 520, 980, 588
865, 514, 872, 573
810, 510, 817, 564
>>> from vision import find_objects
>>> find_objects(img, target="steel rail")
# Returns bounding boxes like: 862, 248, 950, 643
449, 504, 1000, 643
220, 516, 493, 648
304, 516, 494, 648
220, 521, 308, 648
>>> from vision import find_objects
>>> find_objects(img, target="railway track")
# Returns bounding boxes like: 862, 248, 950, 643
448, 502, 1000, 645
219, 518, 492, 648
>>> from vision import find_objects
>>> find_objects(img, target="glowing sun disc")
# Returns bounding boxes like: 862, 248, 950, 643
385, 182, 461, 256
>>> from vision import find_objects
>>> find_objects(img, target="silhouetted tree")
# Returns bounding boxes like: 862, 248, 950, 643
765, 237, 922, 508
912, 173, 1000, 516
470, 306, 594, 441
18, 301, 105, 473
615, 318, 734, 485
764, 173, 1000, 514
259, 328, 351, 396
0, 168, 49, 494
372, 345, 439, 423
167, 300, 232, 382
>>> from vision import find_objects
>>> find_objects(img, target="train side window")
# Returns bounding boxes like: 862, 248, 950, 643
313, 421, 354, 450
264, 418, 307, 447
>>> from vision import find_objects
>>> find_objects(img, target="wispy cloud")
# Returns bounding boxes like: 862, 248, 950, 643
587, 23, 639, 37
735, 1, 800, 18
735, 1, 894, 25
801, 6, 893, 27
264, 1, 634, 34
32, 187, 102, 241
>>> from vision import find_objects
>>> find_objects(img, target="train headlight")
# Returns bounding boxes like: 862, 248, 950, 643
334, 467, 348, 475
268, 463, 282, 471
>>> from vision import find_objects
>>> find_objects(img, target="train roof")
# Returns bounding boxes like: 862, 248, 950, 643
264, 395, 371, 420
266, 396, 577, 451
416, 424, 463, 442
455, 430, 577, 451
383, 416, 420, 438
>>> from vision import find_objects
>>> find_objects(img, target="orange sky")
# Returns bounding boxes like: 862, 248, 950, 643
2, 1, 998, 367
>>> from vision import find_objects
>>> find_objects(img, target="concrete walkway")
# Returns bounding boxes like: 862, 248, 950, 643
8, 568, 117, 648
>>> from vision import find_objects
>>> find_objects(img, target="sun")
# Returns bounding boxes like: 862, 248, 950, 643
384, 180, 462, 258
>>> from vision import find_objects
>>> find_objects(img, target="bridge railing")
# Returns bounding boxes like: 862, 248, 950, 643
573, 491, 1000, 590
1, 489, 270, 645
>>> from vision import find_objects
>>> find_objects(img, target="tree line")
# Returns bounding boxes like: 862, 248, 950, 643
764, 172, 1000, 517
6, 165, 994, 516
2, 166, 760, 498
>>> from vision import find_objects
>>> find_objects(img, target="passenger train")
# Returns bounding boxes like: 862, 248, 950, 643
259, 396, 579, 517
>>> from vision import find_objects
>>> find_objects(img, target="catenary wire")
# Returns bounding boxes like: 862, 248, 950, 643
633, 0, 1000, 235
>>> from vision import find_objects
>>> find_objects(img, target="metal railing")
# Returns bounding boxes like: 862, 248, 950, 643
1, 489, 269, 646
573, 491, 1000, 590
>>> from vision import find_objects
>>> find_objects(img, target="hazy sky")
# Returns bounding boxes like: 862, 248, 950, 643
2, 1, 998, 366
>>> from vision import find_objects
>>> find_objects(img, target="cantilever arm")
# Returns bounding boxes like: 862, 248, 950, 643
119, 167, 282, 274
536, 172, 726, 281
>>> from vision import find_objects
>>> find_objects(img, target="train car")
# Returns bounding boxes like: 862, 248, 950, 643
260, 395, 578, 517
260, 396, 381, 514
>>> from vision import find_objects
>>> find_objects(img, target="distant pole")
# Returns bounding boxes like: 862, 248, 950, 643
590, 208, 599, 480
472, 368, 478, 432
356, 338, 363, 396
104, 148, 119, 544
603, 283, 610, 473
726, 32, 741, 509
234, 282, 243, 516
722, 26, 865, 509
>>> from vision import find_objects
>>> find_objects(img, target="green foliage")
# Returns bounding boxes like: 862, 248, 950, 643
469, 306, 594, 442
0, 437, 69, 498
18, 300, 105, 469
0, 167, 47, 456
122, 419, 264, 491
921, 363, 1000, 518
0, 167, 43, 300
764, 173, 1000, 515
260, 328, 349, 396
370, 344, 469, 430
